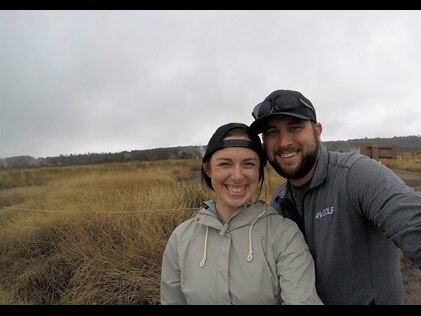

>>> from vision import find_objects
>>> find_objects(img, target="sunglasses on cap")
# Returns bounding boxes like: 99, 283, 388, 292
252, 94, 316, 122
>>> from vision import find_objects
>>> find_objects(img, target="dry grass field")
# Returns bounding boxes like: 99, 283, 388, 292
0, 155, 420, 305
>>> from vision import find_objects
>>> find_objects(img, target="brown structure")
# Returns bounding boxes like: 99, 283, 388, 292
360, 145, 397, 161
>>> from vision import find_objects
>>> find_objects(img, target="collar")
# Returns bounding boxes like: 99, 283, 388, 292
307, 144, 328, 190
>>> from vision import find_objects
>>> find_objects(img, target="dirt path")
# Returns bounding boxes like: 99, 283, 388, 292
392, 169, 421, 305
393, 169, 421, 192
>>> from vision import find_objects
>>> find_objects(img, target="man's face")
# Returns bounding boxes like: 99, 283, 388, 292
261, 116, 322, 185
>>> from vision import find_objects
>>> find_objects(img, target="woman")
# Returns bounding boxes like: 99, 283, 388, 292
160, 122, 322, 305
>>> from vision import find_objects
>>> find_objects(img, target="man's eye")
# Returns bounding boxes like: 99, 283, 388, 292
289, 125, 303, 132
264, 129, 278, 136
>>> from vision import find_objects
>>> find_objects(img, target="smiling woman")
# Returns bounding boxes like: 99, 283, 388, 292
160, 122, 323, 305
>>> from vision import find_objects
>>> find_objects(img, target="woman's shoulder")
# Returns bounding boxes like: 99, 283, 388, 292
172, 216, 198, 234
168, 213, 208, 244
252, 200, 285, 217
252, 201, 300, 227
249, 202, 306, 249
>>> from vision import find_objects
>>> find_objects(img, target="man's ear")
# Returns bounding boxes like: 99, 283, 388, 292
314, 122, 323, 140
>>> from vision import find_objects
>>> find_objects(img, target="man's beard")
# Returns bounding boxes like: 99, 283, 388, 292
269, 138, 320, 181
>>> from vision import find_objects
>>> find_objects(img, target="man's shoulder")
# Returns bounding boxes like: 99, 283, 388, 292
326, 149, 392, 184
327, 149, 370, 169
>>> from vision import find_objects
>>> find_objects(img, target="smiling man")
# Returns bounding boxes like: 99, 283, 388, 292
250, 89, 421, 305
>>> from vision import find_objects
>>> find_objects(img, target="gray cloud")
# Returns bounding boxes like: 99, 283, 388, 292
1, 10, 420, 158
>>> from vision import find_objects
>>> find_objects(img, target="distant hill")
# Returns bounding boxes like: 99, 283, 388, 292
322, 135, 421, 153
1, 135, 420, 170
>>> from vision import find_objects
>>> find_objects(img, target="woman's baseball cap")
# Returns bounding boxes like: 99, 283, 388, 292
250, 89, 317, 134
201, 122, 267, 190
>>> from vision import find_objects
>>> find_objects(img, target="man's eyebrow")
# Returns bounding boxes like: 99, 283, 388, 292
284, 117, 305, 124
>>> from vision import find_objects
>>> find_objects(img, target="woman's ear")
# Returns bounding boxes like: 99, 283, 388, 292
203, 162, 211, 177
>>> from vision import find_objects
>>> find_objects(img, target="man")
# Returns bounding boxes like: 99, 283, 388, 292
249, 89, 421, 305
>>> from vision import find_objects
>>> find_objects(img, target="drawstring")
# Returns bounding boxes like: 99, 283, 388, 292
247, 210, 267, 262
199, 226, 209, 268
199, 209, 267, 267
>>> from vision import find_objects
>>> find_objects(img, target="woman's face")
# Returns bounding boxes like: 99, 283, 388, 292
206, 135, 260, 215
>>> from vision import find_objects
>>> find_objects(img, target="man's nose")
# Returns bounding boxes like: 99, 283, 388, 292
277, 132, 293, 148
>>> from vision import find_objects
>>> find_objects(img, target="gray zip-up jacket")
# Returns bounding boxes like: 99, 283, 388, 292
160, 200, 323, 305
271, 145, 421, 305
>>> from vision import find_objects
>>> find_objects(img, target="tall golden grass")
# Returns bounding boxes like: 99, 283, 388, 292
382, 152, 421, 172
0, 154, 419, 304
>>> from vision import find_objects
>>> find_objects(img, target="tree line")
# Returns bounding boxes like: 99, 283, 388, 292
1, 135, 420, 170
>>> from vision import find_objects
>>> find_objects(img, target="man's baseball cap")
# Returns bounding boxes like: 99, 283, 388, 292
250, 90, 317, 134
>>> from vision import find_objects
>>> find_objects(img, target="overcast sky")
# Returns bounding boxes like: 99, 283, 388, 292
1, 10, 421, 158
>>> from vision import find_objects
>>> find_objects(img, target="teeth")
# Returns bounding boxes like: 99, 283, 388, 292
281, 151, 297, 158
226, 185, 245, 194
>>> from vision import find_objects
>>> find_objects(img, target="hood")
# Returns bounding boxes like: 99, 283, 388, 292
194, 199, 277, 268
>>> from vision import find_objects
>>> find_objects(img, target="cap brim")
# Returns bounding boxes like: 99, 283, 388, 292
250, 112, 312, 134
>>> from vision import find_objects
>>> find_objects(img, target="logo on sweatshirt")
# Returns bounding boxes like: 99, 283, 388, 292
315, 206, 334, 219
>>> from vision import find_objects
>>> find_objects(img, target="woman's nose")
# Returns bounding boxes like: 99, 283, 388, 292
229, 164, 242, 180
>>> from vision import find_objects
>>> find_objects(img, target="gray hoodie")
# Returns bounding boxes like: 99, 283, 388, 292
271, 145, 421, 305
160, 199, 323, 305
